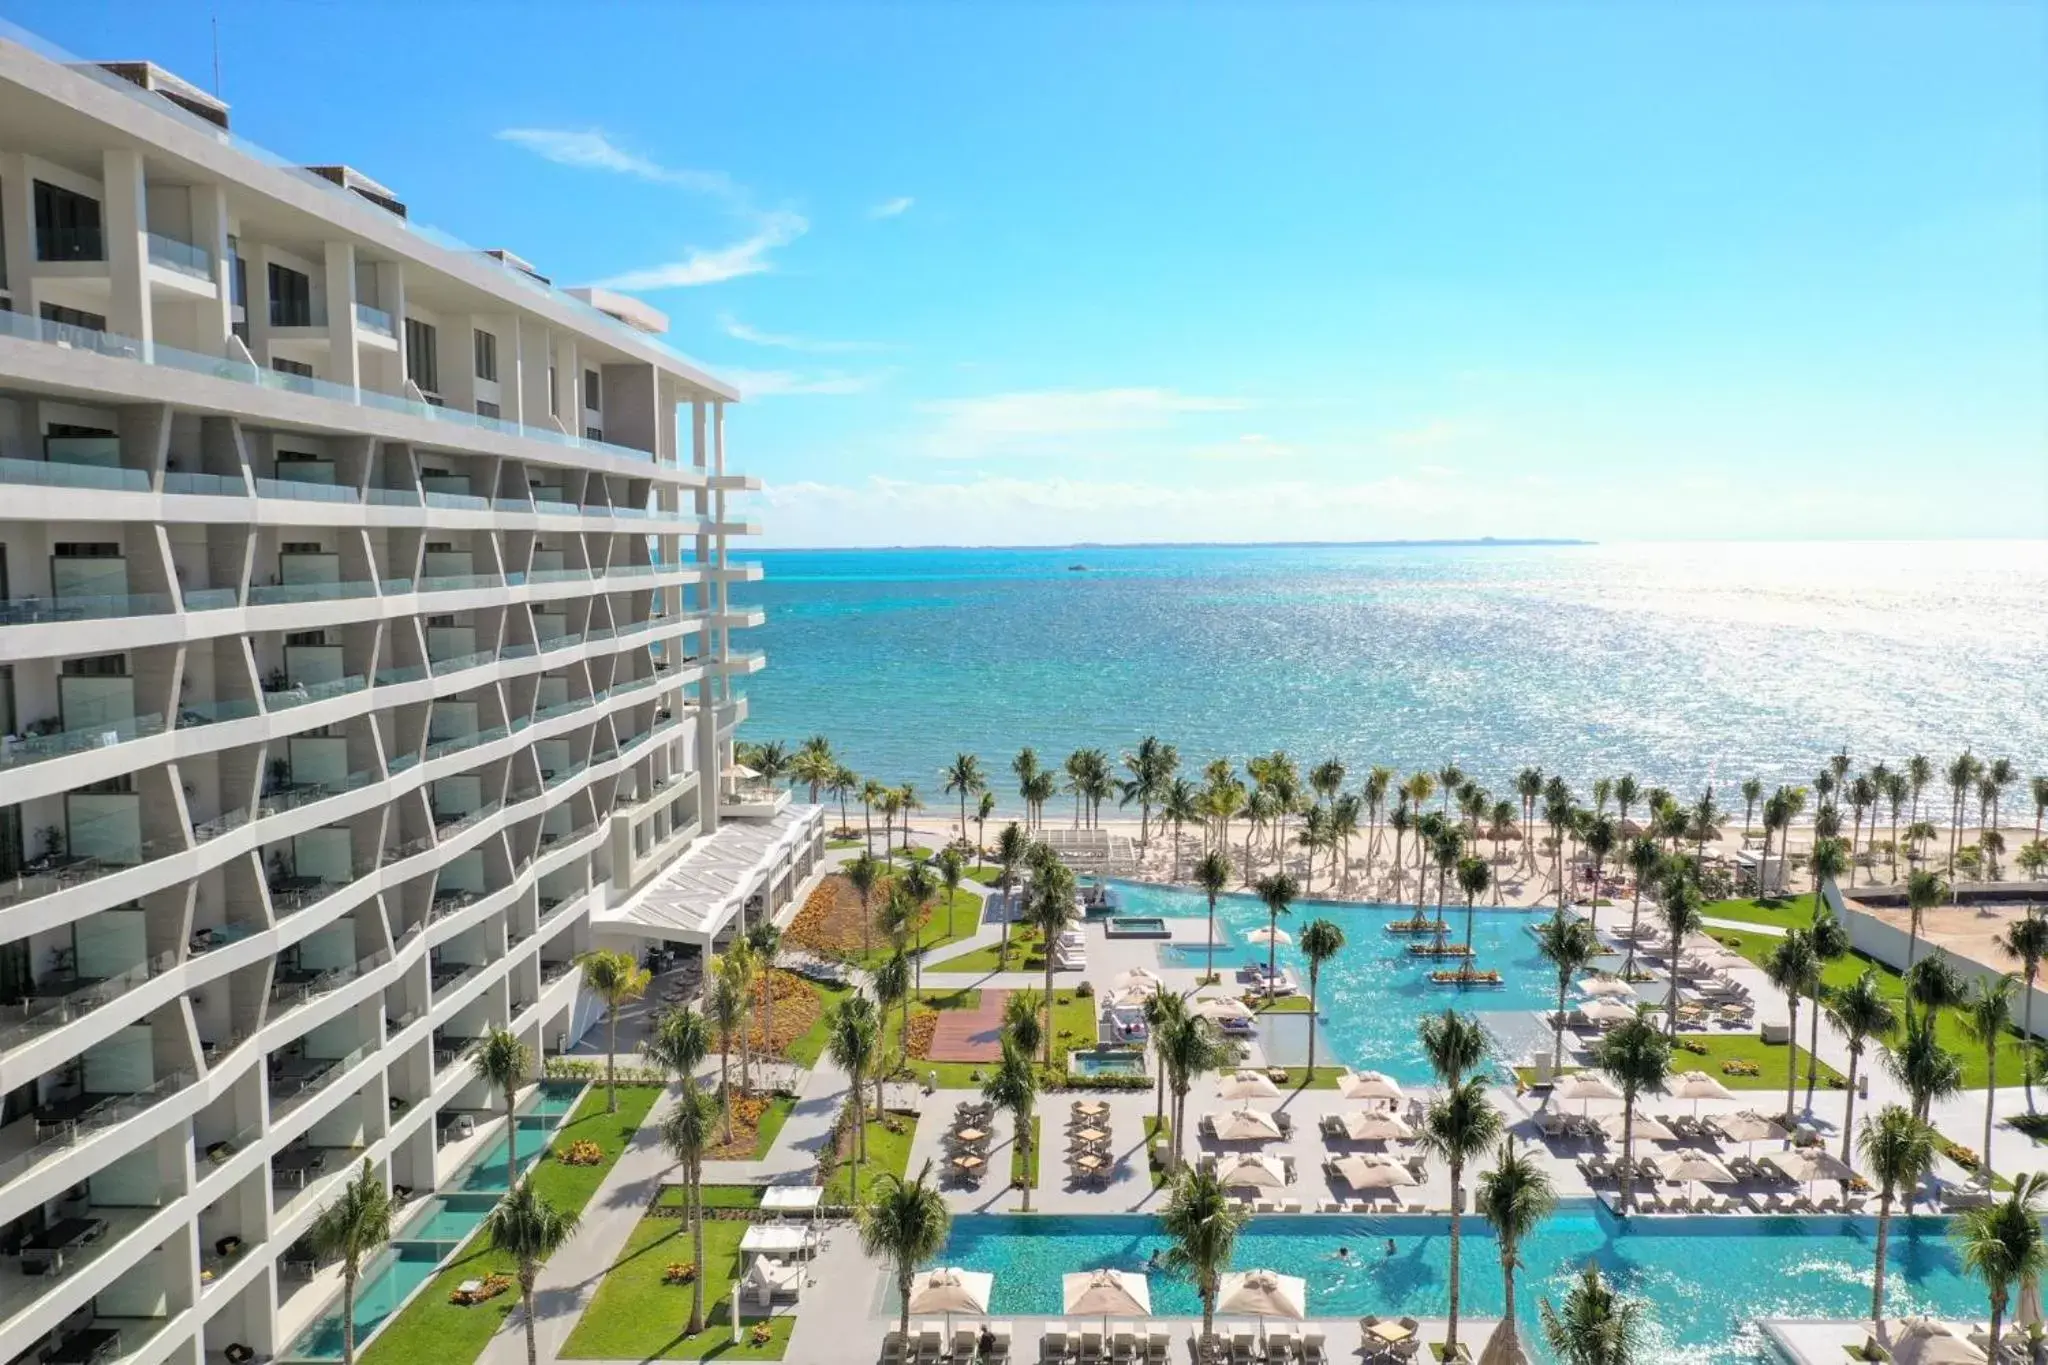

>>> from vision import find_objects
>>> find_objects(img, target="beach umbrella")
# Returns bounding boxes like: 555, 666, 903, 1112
1338, 1110, 1416, 1142
2019, 1277, 2043, 1332
1667, 1070, 1737, 1115
1193, 997, 1256, 1024
1476, 1320, 1532, 1365
1216, 1270, 1308, 1341
1110, 968, 1163, 997
1064, 1269, 1151, 1340
1214, 1154, 1289, 1188
1711, 1110, 1789, 1148
1330, 1154, 1419, 1189
1338, 1070, 1405, 1102
1579, 998, 1638, 1025
1597, 1111, 1673, 1144
1245, 925, 1292, 946
723, 762, 760, 780
906, 1267, 994, 1342
1580, 977, 1637, 999
1217, 1070, 1283, 1101
1765, 1147, 1855, 1195
1551, 1072, 1623, 1113
1209, 1107, 1283, 1142
1886, 1318, 1986, 1365
1653, 1150, 1737, 1199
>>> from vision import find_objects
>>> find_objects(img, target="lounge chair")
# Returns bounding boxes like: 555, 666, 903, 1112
882, 1331, 908, 1365
988, 1324, 1014, 1363
1346, 1200, 1370, 1214
1079, 1329, 1104, 1365
1041, 1328, 1069, 1364
1111, 1327, 1138, 1364
1144, 1327, 1169, 1365
1317, 1199, 1342, 1212
1229, 1329, 1256, 1365
956, 1329, 982, 1361
917, 1327, 945, 1365
1302, 1333, 1328, 1365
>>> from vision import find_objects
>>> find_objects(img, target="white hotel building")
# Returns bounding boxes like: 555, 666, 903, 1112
0, 25, 821, 1365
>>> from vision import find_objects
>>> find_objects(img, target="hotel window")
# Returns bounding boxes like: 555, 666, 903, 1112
272, 357, 314, 379
61, 654, 127, 677
267, 263, 313, 326
473, 329, 497, 382
405, 318, 439, 394
583, 369, 601, 411
39, 302, 106, 334
475, 400, 500, 420
33, 181, 102, 262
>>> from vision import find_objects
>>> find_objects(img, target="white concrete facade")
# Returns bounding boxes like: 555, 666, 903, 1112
0, 27, 778, 1365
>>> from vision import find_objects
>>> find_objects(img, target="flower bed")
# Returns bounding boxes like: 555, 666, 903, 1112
663, 1262, 698, 1285
1721, 1059, 1760, 1077
556, 1138, 604, 1166
904, 1007, 939, 1060
745, 970, 825, 1056
449, 1274, 512, 1306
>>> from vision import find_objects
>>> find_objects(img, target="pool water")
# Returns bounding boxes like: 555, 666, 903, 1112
286, 1244, 446, 1360
1070, 1047, 1148, 1077
526, 1079, 583, 1117
401, 1192, 502, 1242
934, 1207, 1978, 1364
455, 1124, 556, 1192
1112, 880, 1569, 1082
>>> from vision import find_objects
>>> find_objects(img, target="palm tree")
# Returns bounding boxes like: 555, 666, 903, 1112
661, 1080, 718, 1333
1123, 736, 1179, 850
1808, 835, 1849, 924
747, 918, 784, 1069
981, 1040, 1039, 1209
471, 1027, 532, 1194
1949, 751, 1983, 888
1386, 800, 1412, 898
1159, 1009, 1233, 1172
1535, 913, 1600, 1076
1145, 989, 1190, 1128
1954, 1173, 2048, 1359
1619, 837, 1661, 976
1885, 1010, 1963, 1130
1421, 1076, 1502, 1353
1477, 1137, 1557, 1364
861, 1163, 954, 1348
974, 791, 996, 863
707, 960, 747, 1141
1903, 867, 1946, 985
1658, 876, 1703, 1036
1160, 1164, 1250, 1344
791, 741, 837, 805
1027, 860, 1078, 1064
1825, 970, 1897, 1165
1252, 872, 1298, 997
1161, 778, 1201, 882
1450, 854, 1490, 970
872, 948, 913, 1075
1597, 1011, 1672, 1215
935, 848, 966, 946
943, 752, 986, 848
486, 1183, 581, 1365
1907, 955, 1968, 1032
1861, 1104, 1939, 1331
308, 1161, 393, 1365
2003, 912, 2048, 1110
1806, 909, 1849, 1109
992, 822, 1029, 968
576, 949, 649, 1113
829, 764, 860, 833
1298, 918, 1346, 1073
1188, 851, 1232, 987
1765, 930, 1818, 1121
845, 850, 886, 960
1883, 770, 1909, 882
1419, 1008, 1488, 1087
827, 993, 882, 1186
1013, 747, 1041, 824
1541, 1262, 1649, 1365
1963, 975, 2017, 1183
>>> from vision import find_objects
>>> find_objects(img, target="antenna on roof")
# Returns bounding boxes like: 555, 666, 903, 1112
210, 13, 220, 96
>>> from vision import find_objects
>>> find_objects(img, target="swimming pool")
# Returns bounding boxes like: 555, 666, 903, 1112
1112, 880, 1572, 1083
933, 1206, 1977, 1363
400, 1192, 503, 1242
1069, 1046, 1148, 1077
286, 1244, 446, 1360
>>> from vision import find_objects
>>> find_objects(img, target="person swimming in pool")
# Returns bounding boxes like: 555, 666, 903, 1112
1147, 1249, 1162, 1270
1385, 1238, 1397, 1257
1333, 1246, 1351, 1261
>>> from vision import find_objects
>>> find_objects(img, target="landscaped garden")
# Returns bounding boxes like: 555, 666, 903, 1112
822, 1113, 916, 1204
785, 872, 984, 969
560, 1214, 796, 1360
360, 1084, 660, 1365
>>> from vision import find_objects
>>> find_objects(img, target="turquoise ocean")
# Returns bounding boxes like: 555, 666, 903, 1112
733, 539, 2047, 800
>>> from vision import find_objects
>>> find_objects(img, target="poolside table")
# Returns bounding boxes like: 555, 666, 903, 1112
952, 1154, 984, 1173
1368, 1321, 1413, 1344
954, 1127, 987, 1144
1076, 1126, 1108, 1144
1075, 1154, 1105, 1173
1075, 1101, 1109, 1119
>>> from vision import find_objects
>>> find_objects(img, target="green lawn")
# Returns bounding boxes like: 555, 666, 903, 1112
1513, 1036, 1842, 1093
825, 1115, 915, 1204
782, 979, 852, 1067
360, 1084, 660, 1365
1700, 893, 1823, 931
1711, 925, 2029, 1088
560, 1216, 795, 1360
1255, 996, 1314, 1014
930, 926, 1045, 974
847, 890, 985, 970
883, 986, 1099, 1089
655, 1184, 766, 1211
1144, 1116, 1172, 1187
826, 837, 863, 850
1011, 1115, 1040, 1188
964, 865, 1006, 885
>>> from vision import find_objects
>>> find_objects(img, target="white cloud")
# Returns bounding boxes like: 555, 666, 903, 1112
718, 314, 884, 354
495, 128, 745, 206
869, 196, 915, 219
916, 387, 1249, 457
592, 211, 808, 290
716, 367, 884, 398
1384, 418, 1487, 449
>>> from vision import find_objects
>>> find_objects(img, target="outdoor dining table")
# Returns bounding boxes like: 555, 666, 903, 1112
1075, 1154, 1105, 1172
952, 1154, 985, 1172
1368, 1321, 1413, 1344
1075, 1101, 1109, 1118
1076, 1126, 1108, 1144
954, 1127, 987, 1144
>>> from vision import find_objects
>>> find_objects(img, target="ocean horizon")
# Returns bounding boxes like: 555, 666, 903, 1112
731, 538, 2048, 803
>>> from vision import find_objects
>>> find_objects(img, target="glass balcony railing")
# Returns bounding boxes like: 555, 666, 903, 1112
531, 498, 579, 516
378, 577, 415, 596
255, 769, 375, 818
256, 477, 361, 504
430, 649, 494, 675
267, 878, 346, 916
266, 675, 367, 710
0, 591, 175, 626
525, 567, 593, 586
0, 1069, 193, 1190
0, 951, 176, 1053
366, 487, 420, 508
423, 489, 489, 511
247, 579, 376, 606
373, 662, 431, 686
354, 302, 395, 337
164, 469, 246, 496
182, 586, 240, 611
146, 231, 213, 279
178, 696, 263, 729
0, 711, 167, 768
432, 798, 501, 834
417, 572, 500, 593
0, 455, 150, 493
271, 1045, 370, 1116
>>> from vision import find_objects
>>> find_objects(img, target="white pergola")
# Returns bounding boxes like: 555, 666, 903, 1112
598, 804, 823, 945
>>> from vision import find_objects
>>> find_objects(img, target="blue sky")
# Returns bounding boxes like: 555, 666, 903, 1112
18, 1, 2045, 546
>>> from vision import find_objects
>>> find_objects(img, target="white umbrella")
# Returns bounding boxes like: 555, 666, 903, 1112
1338, 1110, 1416, 1142
1667, 1070, 1736, 1112
1711, 1110, 1788, 1147
1216, 1270, 1308, 1339
1338, 1070, 1405, 1102
1597, 1111, 1673, 1144
1193, 997, 1256, 1024
723, 762, 760, 779
1245, 925, 1292, 946
1064, 1268, 1151, 1340
1217, 1070, 1283, 1101
1330, 1154, 1419, 1189
2020, 1276, 2043, 1331
1652, 1150, 1737, 1198
1765, 1147, 1855, 1195
1214, 1154, 1289, 1188
1886, 1318, 1987, 1365
906, 1267, 994, 1341
1476, 1320, 1533, 1365
1580, 977, 1637, 999
1209, 1107, 1283, 1142
1579, 998, 1638, 1025
1551, 1072, 1623, 1112
1110, 968, 1163, 997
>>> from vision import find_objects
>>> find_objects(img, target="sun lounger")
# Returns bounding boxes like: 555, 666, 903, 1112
1144, 1327, 1169, 1365
1229, 1330, 1256, 1365
1080, 1330, 1106, 1365
1266, 1328, 1300, 1363
1302, 1333, 1328, 1365
1041, 1327, 1069, 1364
1317, 1199, 1342, 1212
